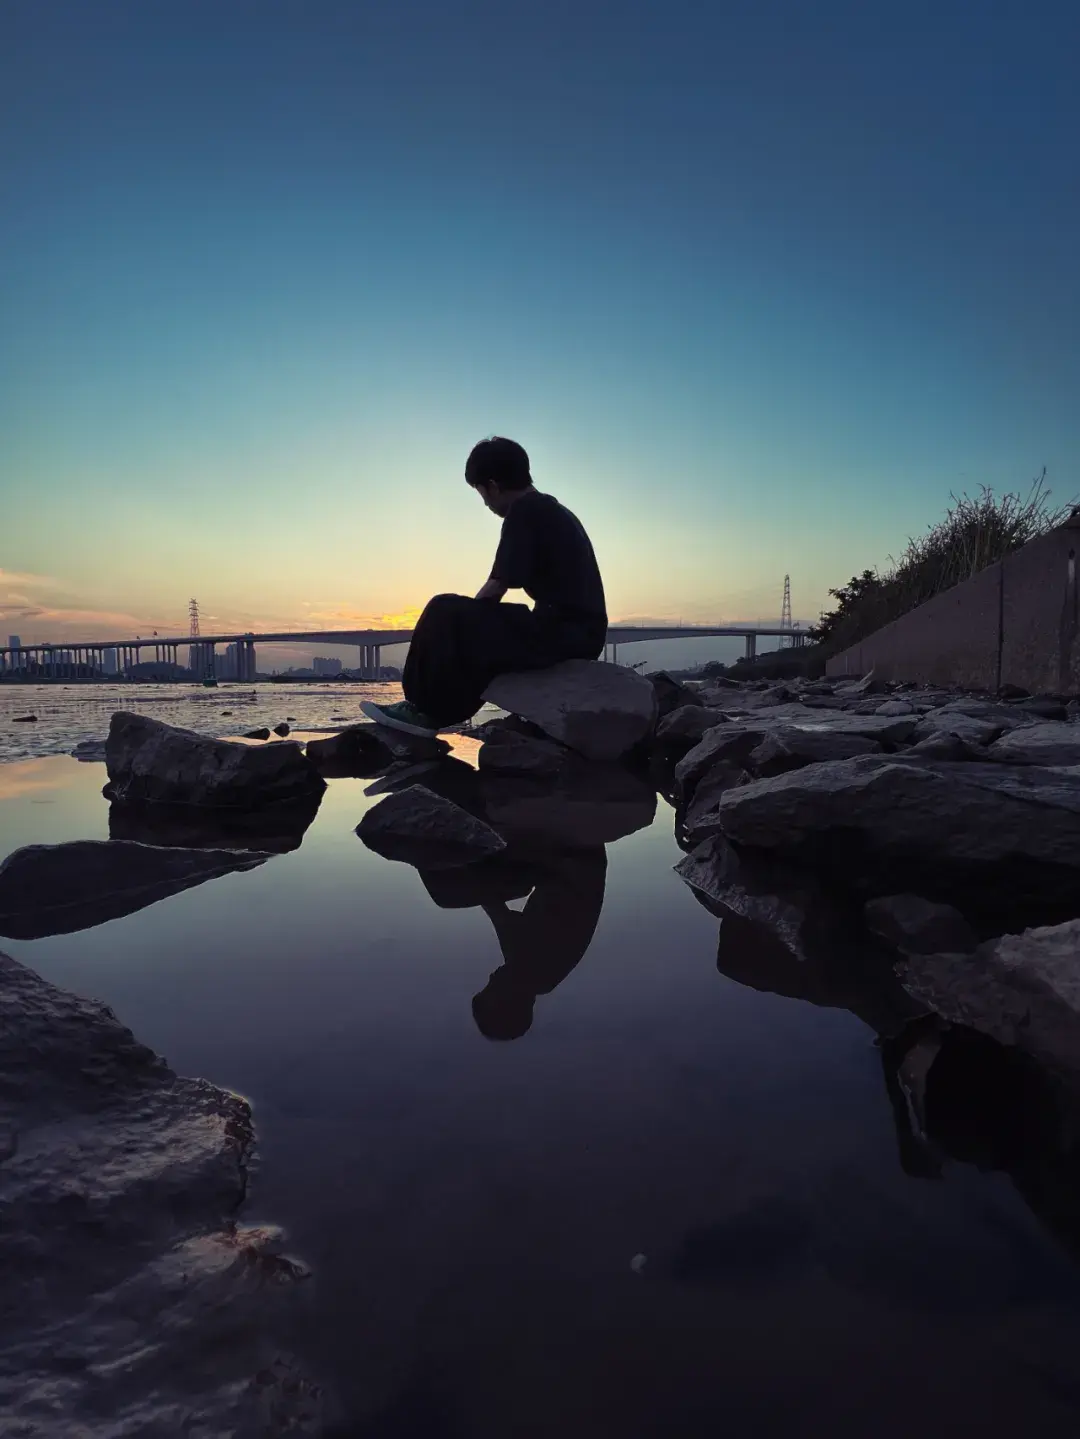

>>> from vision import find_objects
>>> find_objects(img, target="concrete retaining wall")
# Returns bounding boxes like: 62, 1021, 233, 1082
826, 517, 1080, 692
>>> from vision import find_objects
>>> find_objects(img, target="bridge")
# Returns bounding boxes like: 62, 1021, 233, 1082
0, 622, 807, 680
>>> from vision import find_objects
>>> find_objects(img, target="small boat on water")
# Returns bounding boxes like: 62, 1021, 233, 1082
202, 676, 218, 688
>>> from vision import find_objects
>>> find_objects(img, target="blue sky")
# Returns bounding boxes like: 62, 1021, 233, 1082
3, 0, 1078, 664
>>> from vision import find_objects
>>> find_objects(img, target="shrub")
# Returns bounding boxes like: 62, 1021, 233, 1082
809, 471, 1075, 652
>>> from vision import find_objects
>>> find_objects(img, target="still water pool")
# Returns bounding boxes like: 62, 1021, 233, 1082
2, 744, 1080, 1437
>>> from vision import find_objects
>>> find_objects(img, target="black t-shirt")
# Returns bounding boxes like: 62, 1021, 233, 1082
492, 490, 607, 626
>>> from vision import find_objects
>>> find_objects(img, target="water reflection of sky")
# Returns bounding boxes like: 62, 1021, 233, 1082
2, 752, 1080, 1436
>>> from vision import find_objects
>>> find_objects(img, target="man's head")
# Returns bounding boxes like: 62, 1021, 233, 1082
465, 436, 533, 515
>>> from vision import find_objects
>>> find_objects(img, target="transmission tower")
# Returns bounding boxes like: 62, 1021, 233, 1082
187, 598, 203, 675
780, 575, 793, 648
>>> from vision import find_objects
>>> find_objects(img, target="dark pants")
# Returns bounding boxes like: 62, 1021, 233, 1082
403, 594, 605, 726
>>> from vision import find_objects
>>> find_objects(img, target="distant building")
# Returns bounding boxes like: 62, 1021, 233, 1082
102, 648, 119, 675
313, 656, 342, 676
7, 635, 22, 672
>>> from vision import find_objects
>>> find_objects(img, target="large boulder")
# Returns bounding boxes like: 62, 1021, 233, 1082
680, 762, 751, 846
655, 704, 730, 748
649, 671, 705, 718
715, 755, 1080, 921
0, 951, 319, 1435
674, 725, 764, 805
483, 660, 658, 762
0, 840, 270, 940
105, 713, 325, 809
357, 784, 506, 868
989, 722, 1080, 768
897, 922, 1080, 1076
676, 834, 835, 962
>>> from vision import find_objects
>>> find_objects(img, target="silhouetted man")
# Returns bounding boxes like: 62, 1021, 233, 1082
361, 437, 607, 736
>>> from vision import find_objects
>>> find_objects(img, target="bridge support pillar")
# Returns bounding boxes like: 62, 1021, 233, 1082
373, 645, 381, 678
745, 634, 757, 661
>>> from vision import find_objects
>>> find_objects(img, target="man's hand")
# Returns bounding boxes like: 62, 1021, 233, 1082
475, 576, 507, 602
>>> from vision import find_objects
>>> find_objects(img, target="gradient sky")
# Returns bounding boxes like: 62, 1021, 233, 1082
3, 0, 1079, 665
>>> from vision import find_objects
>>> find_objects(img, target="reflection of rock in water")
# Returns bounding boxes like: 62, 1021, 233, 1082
480, 760, 656, 851
357, 784, 507, 870
356, 753, 638, 1038
109, 789, 322, 854
357, 754, 657, 862
0, 839, 271, 940
681, 845, 1080, 1279
882, 1017, 1080, 1266
679, 838, 921, 1037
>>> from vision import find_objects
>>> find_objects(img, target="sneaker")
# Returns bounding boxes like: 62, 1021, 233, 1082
360, 699, 442, 737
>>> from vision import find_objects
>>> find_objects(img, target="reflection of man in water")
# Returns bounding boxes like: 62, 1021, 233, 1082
471, 848, 608, 1041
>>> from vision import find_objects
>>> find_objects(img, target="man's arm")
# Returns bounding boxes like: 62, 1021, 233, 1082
475, 575, 508, 602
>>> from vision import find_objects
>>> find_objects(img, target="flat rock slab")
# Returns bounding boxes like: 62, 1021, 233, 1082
910, 712, 1004, 746
747, 725, 882, 778
711, 703, 918, 744
357, 783, 507, 868
716, 754, 1080, 920
0, 951, 319, 1435
897, 921, 1080, 1076
990, 721, 1080, 767
0, 840, 270, 940
483, 659, 658, 761
106, 712, 325, 808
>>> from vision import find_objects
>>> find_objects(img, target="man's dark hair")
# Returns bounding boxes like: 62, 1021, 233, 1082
465, 436, 532, 492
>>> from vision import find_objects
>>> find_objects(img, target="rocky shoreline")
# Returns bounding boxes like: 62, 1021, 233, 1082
4, 659, 1080, 1432
0, 952, 321, 1437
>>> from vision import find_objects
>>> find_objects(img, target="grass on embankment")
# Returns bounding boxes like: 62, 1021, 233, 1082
808, 471, 1076, 656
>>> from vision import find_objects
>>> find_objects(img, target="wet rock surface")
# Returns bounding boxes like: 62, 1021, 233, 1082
106, 712, 325, 809
655, 704, 729, 748
307, 721, 449, 777
484, 659, 658, 761
0, 950, 319, 1437
357, 783, 507, 868
643, 669, 1080, 1093
649, 670, 706, 718
0, 839, 270, 940
897, 922, 1080, 1076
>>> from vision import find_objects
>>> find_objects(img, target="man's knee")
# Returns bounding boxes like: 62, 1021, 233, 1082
423, 592, 471, 615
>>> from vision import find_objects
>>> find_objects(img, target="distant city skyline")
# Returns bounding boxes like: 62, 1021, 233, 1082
4, 1, 1077, 651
